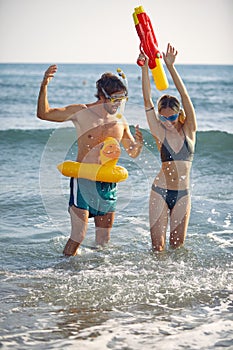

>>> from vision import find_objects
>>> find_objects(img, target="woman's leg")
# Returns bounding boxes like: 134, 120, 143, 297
149, 189, 169, 251
170, 194, 191, 249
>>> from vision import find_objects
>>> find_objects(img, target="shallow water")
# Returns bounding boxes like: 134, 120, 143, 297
0, 63, 233, 349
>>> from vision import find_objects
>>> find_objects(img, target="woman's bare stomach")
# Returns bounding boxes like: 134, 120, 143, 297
153, 161, 192, 190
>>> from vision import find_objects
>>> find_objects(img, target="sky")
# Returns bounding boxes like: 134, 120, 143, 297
0, 0, 232, 64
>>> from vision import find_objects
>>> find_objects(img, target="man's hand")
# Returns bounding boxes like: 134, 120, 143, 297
42, 65, 57, 86
134, 124, 143, 146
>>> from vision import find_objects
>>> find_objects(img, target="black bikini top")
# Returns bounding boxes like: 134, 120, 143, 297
160, 130, 194, 162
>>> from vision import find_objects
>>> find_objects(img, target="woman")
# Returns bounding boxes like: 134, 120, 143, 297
139, 43, 197, 251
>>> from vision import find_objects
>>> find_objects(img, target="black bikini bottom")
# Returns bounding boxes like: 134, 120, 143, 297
151, 185, 189, 210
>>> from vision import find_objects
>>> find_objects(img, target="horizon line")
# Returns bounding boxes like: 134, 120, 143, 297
0, 61, 233, 66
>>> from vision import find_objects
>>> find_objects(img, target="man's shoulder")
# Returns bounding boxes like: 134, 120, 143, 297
69, 103, 87, 111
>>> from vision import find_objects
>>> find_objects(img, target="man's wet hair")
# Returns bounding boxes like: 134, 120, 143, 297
95, 73, 127, 99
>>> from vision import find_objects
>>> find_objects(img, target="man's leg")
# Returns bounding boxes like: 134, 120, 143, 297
63, 205, 89, 256
94, 212, 115, 246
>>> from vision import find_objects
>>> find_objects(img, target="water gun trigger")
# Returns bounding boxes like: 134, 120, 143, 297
137, 44, 146, 67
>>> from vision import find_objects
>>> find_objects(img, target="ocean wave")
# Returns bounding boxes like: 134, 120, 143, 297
0, 127, 74, 147
195, 130, 233, 155
1, 127, 232, 154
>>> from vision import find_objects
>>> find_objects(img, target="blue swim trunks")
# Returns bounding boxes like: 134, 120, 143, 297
69, 178, 117, 217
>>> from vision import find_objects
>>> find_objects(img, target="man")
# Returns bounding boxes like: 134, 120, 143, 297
37, 65, 143, 256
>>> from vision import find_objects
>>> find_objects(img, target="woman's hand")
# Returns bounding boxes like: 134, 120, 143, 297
137, 52, 148, 67
163, 43, 178, 67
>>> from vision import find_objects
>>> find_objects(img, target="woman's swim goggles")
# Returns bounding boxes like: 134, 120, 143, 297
159, 113, 179, 122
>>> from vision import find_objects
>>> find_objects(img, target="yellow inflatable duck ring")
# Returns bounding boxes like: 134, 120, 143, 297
57, 137, 128, 183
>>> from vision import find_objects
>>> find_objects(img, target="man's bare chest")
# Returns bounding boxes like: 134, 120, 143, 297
75, 113, 124, 140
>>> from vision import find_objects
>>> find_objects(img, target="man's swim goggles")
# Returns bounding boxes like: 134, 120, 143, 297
101, 87, 128, 103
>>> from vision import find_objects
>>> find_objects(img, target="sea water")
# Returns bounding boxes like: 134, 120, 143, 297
0, 63, 233, 349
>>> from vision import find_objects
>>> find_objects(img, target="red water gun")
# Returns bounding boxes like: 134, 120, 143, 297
133, 6, 169, 91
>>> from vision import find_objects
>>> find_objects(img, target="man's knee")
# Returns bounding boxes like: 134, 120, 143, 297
94, 212, 115, 228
